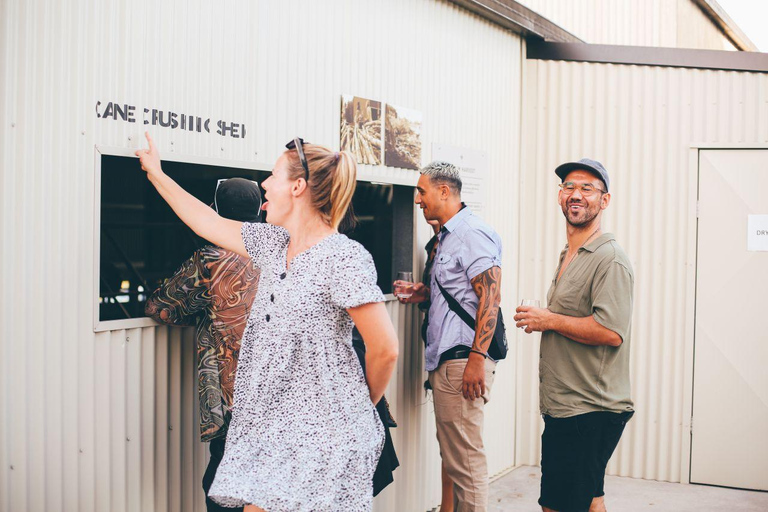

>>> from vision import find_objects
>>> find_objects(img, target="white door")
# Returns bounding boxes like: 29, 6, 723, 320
691, 149, 768, 491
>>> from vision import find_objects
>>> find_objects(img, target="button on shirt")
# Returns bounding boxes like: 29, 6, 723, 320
426, 207, 502, 371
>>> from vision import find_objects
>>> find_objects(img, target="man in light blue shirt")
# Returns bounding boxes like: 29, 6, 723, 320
424, 204, 503, 371
397, 161, 503, 512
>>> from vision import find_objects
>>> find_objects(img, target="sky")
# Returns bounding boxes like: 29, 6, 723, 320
716, 0, 768, 51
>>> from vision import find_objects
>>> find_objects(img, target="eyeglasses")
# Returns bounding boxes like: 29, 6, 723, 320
214, 178, 262, 214
285, 137, 310, 181
559, 181, 606, 196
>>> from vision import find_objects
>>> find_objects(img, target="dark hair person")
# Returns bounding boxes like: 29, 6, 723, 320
136, 133, 399, 512
144, 177, 263, 512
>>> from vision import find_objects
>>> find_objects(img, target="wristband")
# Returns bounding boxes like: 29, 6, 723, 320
469, 349, 488, 359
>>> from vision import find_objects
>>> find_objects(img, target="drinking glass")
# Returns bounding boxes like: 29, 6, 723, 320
395, 271, 414, 299
520, 299, 540, 331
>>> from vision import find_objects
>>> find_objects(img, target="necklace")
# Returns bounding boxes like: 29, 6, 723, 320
558, 226, 601, 279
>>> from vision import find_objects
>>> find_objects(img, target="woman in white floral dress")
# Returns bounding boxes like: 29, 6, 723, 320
136, 133, 399, 512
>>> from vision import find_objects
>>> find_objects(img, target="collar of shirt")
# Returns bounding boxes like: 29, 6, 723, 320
425, 233, 439, 252
440, 204, 471, 239
565, 232, 616, 254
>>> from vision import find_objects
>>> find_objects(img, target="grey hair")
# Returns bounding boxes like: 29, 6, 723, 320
420, 161, 462, 194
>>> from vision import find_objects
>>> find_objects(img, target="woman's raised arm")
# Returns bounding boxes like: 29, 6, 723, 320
136, 132, 247, 257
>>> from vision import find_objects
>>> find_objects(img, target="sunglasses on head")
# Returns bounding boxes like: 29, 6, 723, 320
285, 137, 310, 181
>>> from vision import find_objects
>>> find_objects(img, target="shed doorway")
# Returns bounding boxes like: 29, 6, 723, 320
691, 148, 768, 491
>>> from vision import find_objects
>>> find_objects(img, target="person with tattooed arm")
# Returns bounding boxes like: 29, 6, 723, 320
395, 161, 502, 512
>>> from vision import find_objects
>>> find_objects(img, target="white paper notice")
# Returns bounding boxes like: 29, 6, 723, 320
431, 144, 488, 216
747, 215, 768, 252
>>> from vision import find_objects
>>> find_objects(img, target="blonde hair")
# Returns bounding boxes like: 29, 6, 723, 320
284, 144, 357, 229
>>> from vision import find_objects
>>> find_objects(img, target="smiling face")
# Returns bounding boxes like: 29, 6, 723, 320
558, 169, 610, 227
260, 152, 298, 227
415, 174, 444, 222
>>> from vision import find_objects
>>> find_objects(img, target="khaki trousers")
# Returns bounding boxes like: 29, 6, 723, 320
428, 358, 496, 512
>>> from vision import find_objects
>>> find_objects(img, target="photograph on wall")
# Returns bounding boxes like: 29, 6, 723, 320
340, 95, 383, 165
384, 104, 422, 170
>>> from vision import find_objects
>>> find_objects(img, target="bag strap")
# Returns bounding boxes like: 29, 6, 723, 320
435, 277, 476, 330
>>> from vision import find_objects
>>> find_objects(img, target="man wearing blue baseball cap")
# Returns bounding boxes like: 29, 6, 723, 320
514, 159, 635, 512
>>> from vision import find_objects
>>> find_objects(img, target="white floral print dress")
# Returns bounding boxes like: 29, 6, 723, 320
208, 222, 386, 512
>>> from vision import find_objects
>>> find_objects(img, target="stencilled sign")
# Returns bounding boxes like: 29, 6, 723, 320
95, 101, 246, 139
747, 214, 768, 252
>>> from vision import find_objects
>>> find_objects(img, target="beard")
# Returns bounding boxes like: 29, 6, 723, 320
561, 199, 600, 227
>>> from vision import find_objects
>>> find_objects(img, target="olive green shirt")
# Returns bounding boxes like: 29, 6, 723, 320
540, 233, 635, 418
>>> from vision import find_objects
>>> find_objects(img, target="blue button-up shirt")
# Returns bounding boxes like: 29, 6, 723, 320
425, 207, 502, 371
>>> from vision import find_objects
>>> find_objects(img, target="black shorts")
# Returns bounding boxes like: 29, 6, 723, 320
539, 411, 633, 512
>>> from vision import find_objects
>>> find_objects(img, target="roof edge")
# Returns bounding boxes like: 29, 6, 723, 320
692, 0, 758, 52
527, 40, 768, 73
447, 0, 582, 43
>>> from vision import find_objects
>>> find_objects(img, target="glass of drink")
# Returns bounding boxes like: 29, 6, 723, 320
395, 271, 414, 299
520, 299, 540, 331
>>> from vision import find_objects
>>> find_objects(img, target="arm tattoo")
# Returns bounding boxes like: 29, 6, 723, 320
470, 266, 502, 354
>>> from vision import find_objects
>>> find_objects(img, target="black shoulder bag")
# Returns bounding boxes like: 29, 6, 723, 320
435, 278, 508, 361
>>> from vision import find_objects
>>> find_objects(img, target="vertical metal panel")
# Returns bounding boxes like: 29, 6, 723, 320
517, 0, 736, 50
0, 0, 521, 511
0, 0, 8, 499
517, 57, 768, 483
153, 328, 170, 512
126, 328, 143, 512
140, 327, 156, 512
167, 327, 183, 512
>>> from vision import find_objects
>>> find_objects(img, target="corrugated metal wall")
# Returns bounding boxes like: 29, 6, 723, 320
9, 0, 764, 507
517, 0, 736, 50
0, 0, 522, 511
516, 57, 768, 483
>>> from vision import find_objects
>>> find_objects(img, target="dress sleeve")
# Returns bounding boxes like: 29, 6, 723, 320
241, 222, 290, 267
330, 241, 386, 309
